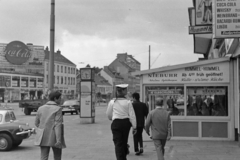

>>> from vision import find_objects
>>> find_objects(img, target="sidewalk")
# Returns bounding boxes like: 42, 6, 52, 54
62, 105, 240, 160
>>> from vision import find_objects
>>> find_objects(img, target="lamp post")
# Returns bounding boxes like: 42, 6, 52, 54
48, 0, 55, 91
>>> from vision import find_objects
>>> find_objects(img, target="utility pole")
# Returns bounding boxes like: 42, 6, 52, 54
49, 0, 55, 91
149, 45, 151, 69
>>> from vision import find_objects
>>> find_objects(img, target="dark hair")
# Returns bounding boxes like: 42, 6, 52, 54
132, 92, 140, 101
48, 91, 62, 101
155, 97, 163, 106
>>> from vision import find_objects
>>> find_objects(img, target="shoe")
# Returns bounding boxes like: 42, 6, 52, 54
135, 151, 141, 156
126, 144, 130, 155
139, 148, 143, 154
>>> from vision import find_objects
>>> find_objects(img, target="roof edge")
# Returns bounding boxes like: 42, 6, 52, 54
132, 57, 230, 76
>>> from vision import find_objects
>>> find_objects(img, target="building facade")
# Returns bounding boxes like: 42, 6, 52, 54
44, 48, 77, 99
0, 41, 45, 102
108, 53, 141, 93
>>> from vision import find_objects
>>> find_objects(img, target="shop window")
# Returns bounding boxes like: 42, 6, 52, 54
5, 112, 11, 122
186, 86, 228, 116
145, 86, 184, 116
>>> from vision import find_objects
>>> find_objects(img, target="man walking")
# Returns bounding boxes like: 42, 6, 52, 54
145, 97, 171, 160
131, 92, 148, 155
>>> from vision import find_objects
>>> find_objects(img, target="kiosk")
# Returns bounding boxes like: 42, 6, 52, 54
79, 68, 96, 124
133, 57, 237, 140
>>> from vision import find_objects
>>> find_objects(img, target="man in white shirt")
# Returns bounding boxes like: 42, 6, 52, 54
106, 84, 137, 160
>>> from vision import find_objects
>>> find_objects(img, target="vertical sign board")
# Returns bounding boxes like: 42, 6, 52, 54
213, 0, 240, 38
80, 81, 92, 117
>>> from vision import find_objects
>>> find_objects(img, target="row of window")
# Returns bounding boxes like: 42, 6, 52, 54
145, 85, 228, 117
46, 63, 76, 74
46, 75, 76, 85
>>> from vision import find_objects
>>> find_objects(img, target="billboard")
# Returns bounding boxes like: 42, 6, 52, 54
213, 0, 240, 38
0, 41, 45, 75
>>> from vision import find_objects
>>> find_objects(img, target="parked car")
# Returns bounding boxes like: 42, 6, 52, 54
0, 108, 35, 151
61, 99, 80, 115
176, 98, 184, 105
100, 99, 107, 103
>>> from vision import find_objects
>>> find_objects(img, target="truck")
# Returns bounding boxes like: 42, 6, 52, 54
19, 99, 48, 115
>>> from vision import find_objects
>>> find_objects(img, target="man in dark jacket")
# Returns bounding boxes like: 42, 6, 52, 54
131, 92, 148, 155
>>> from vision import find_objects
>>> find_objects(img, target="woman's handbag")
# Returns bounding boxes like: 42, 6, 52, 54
34, 128, 44, 146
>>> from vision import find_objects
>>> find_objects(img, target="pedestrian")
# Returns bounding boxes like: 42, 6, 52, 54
35, 91, 66, 160
106, 84, 137, 160
131, 92, 148, 155
145, 97, 171, 160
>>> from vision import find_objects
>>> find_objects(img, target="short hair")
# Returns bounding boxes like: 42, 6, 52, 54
48, 91, 62, 101
132, 92, 140, 101
155, 97, 163, 106
116, 87, 127, 97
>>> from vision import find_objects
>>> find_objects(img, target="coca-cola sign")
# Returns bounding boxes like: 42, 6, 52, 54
4, 41, 31, 65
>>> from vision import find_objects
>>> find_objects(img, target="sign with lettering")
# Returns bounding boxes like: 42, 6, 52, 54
213, 0, 240, 38
189, 25, 213, 34
143, 62, 229, 84
80, 93, 92, 117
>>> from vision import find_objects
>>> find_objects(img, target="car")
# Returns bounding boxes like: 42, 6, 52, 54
61, 99, 80, 115
176, 98, 184, 105
0, 108, 35, 151
100, 99, 107, 103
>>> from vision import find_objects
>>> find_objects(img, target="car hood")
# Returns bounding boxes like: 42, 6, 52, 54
0, 121, 32, 130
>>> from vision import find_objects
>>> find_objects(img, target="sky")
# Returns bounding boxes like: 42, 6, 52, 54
0, 0, 202, 70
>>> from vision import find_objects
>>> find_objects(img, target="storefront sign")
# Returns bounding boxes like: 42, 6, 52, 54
143, 62, 229, 84
189, 26, 213, 34
213, 0, 240, 38
37, 78, 43, 88
21, 77, 28, 87
29, 77, 37, 88
12, 76, 20, 87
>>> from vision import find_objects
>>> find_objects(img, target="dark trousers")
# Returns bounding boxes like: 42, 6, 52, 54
111, 119, 131, 160
40, 146, 62, 160
133, 127, 144, 152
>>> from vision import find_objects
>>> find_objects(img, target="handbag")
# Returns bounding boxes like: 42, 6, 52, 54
34, 128, 44, 146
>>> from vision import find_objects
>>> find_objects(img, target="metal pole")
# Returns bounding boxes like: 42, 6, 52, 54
49, 0, 55, 91
149, 45, 151, 69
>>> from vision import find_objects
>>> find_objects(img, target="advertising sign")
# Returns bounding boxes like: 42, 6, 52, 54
80, 92, 92, 117
12, 76, 20, 87
195, 0, 213, 25
0, 75, 11, 87
21, 77, 28, 87
0, 41, 45, 74
37, 78, 43, 88
189, 25, 213, 34
29, 77, 37, 88
213, 0, 240, 38
143, 62, 229, 84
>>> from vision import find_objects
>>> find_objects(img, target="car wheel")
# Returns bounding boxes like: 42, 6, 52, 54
13, 140, 22, 147
0, 133, 13, 151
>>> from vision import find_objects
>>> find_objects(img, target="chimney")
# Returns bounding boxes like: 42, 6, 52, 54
117, 53, 127, 61
56, 49, 61, 54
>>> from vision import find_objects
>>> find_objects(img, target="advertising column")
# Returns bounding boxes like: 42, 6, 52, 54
79, 68, 95, 124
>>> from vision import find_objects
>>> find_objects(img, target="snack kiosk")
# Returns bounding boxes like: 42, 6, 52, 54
132, 57, 238, 140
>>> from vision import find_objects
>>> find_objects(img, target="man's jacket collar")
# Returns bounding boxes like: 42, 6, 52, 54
46, 101, 58, 105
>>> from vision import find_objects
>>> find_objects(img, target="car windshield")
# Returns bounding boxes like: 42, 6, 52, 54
62, 100, 79, 106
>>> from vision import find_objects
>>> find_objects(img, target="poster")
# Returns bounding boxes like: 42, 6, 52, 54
195, 0, 213, 25
213, 0, 240, 38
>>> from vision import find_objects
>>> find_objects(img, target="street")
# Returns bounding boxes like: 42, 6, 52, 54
2, 103, 240, 160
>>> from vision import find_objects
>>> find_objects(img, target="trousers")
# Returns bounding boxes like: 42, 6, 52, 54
40, 146, 62, 160
133, 127, 144, 152
111, 119, 131, 160
153, 139, 167, 160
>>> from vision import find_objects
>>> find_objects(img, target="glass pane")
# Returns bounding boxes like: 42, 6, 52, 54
187, 86, 228, 116
5, 112, 11, 122
145, 86, 184, 116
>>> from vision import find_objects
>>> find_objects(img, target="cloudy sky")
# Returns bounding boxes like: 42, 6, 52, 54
0, 0, 202, 70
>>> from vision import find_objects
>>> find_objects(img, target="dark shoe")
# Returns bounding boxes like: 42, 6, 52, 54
139, 148, 143, 154
135, 151, 141, 155
126, 144, 130, 155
